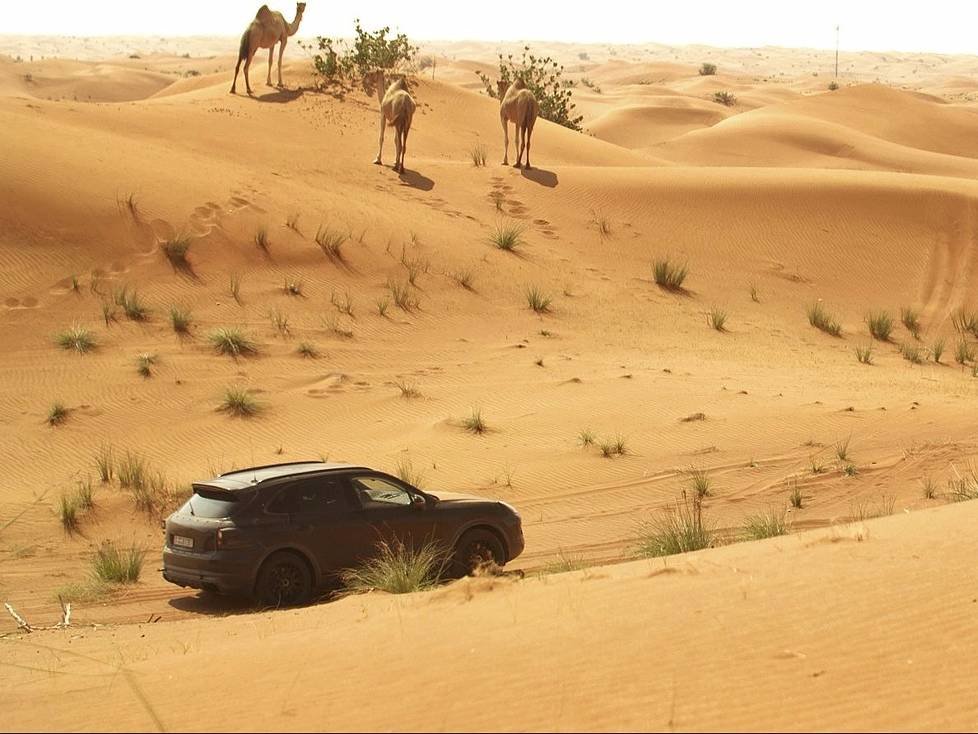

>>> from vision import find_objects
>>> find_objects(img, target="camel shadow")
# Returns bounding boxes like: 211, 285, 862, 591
521, 167, 558, 188
398, 169, 435, 191
253, 87, 304, 104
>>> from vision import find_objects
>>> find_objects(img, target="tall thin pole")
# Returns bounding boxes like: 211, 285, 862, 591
835, 25, 840, 78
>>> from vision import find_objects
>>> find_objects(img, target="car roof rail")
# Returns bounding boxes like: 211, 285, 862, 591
219, 461, 326, 477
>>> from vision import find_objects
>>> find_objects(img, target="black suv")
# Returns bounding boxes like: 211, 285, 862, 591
162, 462, 524, 605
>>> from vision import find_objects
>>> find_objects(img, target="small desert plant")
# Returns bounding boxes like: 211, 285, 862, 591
296, 342, 320, 359
855, 344, 874, 364
100, 301, 117, 326
393, 379, 422, 399
315, 225, 347, 261
59, 494, 81, 533
268, 309, 290, 337
835, 435, 852, 462
921, 476, 938, 500
169, 306, 192, 334
807, 302, 842, 337
687, 468, 712, 498
699, 62, 718, 76
707, 306, 727, 332
69, 274, 81, 292
92, 542, 145, 584
788, 482, 804, 509
900, 342, 925, 365
543, 551, 587, 575
160, 235, 191, 269
469, 144, 488, 167
286, 212, 302, 234
713, 91, 736, 106
955, 340, 975, 365
219, 386, 262, 417
828, 80, 840, 91
255, 226, 271, 253
946, 465, 978, 502
376, 297, 391, 317
94, 444, 114, 483
842, 463, 858, 477
330, 290, 356, 319
742, 506, 790, 540
578, 429, 596, 448
76, 478, 95, 510
867, 310, 893, 341
450, 269, 475, 291
900, 307, 921, 340
809, 455, 826, 474
229, 274, 243, 304
283, 278, 304, 297
56, 325, 96, 353
931, 338, 945, 364
136, 353, 157, 378
462, 409, 487, 435
849, 495, 896, 521
652, 257, 689, 291
589, 211, 612, 239
489, 222, 525, 252
525, 286, 553, 314
340, 540, 445, 594
638, 493, 713, 558
47, 402, 69, 426
387, 279, 418, 311
208, 328, 258, 357
394, 457, 426, 488
599, 435, 627, 458
117, 451, 148, 491
951, 309, 978, 337
114, 286, 149, 321
323, 314, 354, 339
749, 283, 759, 303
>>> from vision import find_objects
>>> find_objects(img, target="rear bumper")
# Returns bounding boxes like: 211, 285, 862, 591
162, 546, 256, 596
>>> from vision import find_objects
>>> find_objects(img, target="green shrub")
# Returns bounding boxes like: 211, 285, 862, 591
525, 286, 553, 314
855, 344, 873, 364
900, 307, 921, 340
161, 235, 191, 269
476, 46, 583, 131
742, 506, 789, 540
489, 223, 525, 252
652, 258, 688, 291
713, 91, 736, 106
56, 325, 96, 353
219, 386, 262, 417
867, 310, 893, 341
47, 402, 69, 426
462, 409, 487, 434
931, 338, 945, 364
807, 302, 842, 337
707, 306, 727, 332
92, 542, 145, 584
340, 540, 445, 594
699, 63, 718, 76
114, 286, 149, 321
169, 306, 192, 334
208, 328, 258, 357
307, 19, 418, 83
638, 494, 713, 558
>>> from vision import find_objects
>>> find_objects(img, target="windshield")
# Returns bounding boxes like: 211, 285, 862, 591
185, 488, 245, 519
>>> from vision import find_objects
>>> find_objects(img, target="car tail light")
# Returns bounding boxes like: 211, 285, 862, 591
216, 528, 248, 550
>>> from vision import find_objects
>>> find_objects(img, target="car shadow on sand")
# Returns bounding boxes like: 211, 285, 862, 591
167, 587, 342, 617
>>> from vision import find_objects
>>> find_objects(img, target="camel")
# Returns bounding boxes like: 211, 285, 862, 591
498, 78, 540, 169
230, 3, 306, 96
364, 70, 416, 174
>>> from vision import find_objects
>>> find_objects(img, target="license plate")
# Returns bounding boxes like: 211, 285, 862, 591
173, 535, 194, 549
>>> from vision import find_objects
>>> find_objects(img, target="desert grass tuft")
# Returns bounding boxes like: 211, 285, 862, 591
393, 378, 422, 399
637, 494, 713, 558
900, 306, 921, 340
835, 435, 852, 462
395, 457, 426, 488
742, 506, 790, 540
849, 495, 896, 521
707, 305, 727, 332
136, 353, 157, 378
788, 481, 804, 509
461, 409, 488, 435
208, 327, 258, 357
946, 464, 978, 502
56, 325, 97, 353
160, 234, 191, 269
47, 402, 69, 426
652, 257, 688, 291
578, 429, 596, 448
169, 306, 192, 334
468, 143, 488, 167
955, 339, 975, 365
951, 309, 978, 337
114, 286, 149, 322
525, 286, 553, 314
323, 314, 354, 339
489, 222, 525, 252
229, 274, 243, 304
100, 301, 117, 327
921, 476, 938, 500
286, 212, 302, 234
255, 226, 271, 253
687, 467, 713, 498
58, 494, 81, 533
117, 451, 148, 491
296, 342, 320, 359
315, 225, 347, 261
219, 386, 262, 417
340, 540, 445, 594
330, 290, 356, 319
387, 279, 418, 311
807, 302, 842, 337
268, 309, 290, 337
92, 542, 145, 584
900, 342, 925, 365
931, 338, 945, 364
449, 269, 476, 291
867, 310, 893, 341
543, 551, 588, 575
855, 344, 874, 365
94, 444, 114, 483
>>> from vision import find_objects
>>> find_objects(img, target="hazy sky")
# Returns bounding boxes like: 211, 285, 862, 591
5, 1, 978, 54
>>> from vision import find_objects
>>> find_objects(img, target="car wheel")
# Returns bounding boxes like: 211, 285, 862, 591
452, 529, 505, 577
255, 551, 313, 607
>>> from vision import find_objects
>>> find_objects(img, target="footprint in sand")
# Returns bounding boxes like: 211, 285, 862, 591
4, 297, 39, 309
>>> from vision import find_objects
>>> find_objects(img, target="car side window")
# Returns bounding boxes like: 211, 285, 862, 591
267, 477, 351, 516
350, 476, 413, 509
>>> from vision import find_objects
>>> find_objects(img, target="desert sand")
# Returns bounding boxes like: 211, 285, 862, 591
1, 34, 978, 731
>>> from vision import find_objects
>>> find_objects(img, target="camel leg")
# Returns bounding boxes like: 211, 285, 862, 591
374, 112, 386, 166
266, 46, 274, 86
277, 38, 287, 87
501, 115, 510, 166
394, 124, 403, 174
514, 125, 524, 168
231, 59, 242, 94
524, 124, 534, 170
243, 47, 258, 96
400, 125, 409, 173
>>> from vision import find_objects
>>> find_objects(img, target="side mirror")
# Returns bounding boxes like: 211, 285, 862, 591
410, 494, 427, 510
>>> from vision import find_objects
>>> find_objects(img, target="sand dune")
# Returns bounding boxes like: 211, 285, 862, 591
2, 38, 978, 731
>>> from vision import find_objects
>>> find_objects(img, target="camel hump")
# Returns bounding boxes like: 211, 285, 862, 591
256, 4, 273, 21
